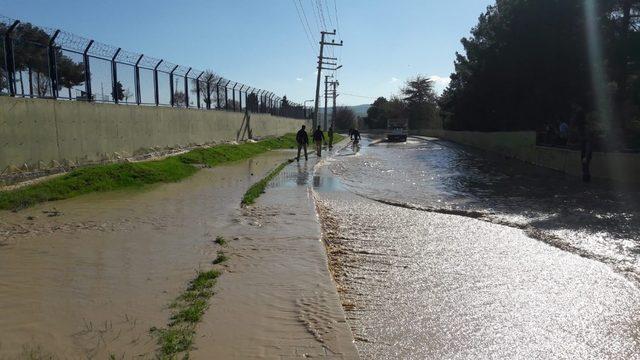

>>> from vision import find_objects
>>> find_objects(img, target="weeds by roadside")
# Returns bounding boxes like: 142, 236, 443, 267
212, 251, 228, 264
150, 269, 221, 358
241, 159, 293, 206
214, 236, 227, 246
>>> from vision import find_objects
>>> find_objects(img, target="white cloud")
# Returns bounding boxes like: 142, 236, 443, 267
389, 77, 399, 83
428, 75, 451, 86
296, 77, 303, 82
428, 75, 451, 94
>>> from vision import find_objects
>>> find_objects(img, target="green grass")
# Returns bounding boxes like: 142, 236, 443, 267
0, 134, 300, 211
241, 159, 293, 206
212, 251, 228, 265
151, 269, 221, 358
178, 134, 298, 167
214, 236, 226, 246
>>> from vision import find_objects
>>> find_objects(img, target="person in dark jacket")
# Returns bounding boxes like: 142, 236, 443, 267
313, 126, 325, 157
296, 125, 309, 161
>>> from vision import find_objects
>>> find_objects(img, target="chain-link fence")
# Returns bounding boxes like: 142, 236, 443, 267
0, 15, 308, 119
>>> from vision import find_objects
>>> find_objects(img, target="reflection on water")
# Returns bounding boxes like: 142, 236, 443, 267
329, 136, 640, 278
270, 158, 346, 192
316, 136, 640, 359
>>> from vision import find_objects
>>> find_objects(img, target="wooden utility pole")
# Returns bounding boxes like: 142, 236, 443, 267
313, 30, 342, 129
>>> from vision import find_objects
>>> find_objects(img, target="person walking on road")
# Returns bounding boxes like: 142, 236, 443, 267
313, 126, 325, 157
296, 125, 309, 162
328, 126, 334, 150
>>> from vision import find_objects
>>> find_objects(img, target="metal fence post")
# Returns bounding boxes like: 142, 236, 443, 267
134, 54, 143, 105
111, 48, 121, 103
4, 20, 20, 96
232, 82, 238, 111
153, 59, 162, 106
195, 71, 203, 109
47, 30, 61, 98
238, 85, 244, 111
206, 74, 212, 110
184, 67, 191, 108
215, 78, 222, 109
224, 80, 230, 110
169, 64, 178, 107
83, 40, 94, 101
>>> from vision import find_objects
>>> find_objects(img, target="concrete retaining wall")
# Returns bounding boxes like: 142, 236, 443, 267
0, 97, 309, 171
414, 129, 640, 184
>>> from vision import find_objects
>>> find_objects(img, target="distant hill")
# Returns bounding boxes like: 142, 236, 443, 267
318, 103, 370, 118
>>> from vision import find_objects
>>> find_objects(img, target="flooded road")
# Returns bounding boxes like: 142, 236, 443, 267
315, 136, 640, 359
0, 152, 292, 358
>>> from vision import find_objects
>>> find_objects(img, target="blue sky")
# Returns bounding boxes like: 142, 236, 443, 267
1, 0, 494, 105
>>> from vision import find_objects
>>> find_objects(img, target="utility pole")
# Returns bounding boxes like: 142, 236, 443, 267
313, 30, 343, 129
324, 75, 332, 130
331, 80, 339, 129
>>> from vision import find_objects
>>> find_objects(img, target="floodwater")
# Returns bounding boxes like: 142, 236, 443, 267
191, 158, 357, 359
0, 152, 292, 358
314, 136, 640, 359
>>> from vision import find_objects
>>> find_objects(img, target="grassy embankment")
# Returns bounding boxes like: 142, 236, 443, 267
0, 134, 300, 211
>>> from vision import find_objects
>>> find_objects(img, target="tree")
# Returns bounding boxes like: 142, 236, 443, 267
173, 91, 186, 107
439, 0, 640, 140
191, 70, 223, 109
111, 81, 125, 102
5, 22, 84, 97
334, 107, 356, 130
365, 97, 389, 129
401, 75, 439, 129
56, 55, 85, 99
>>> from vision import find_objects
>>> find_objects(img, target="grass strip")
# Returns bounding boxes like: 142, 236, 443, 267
241, 159, 293, 206
150, 269, 221, 359
0, 134, 299, 211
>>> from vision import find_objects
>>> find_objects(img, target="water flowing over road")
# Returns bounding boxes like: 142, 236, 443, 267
314, 135, 640, 359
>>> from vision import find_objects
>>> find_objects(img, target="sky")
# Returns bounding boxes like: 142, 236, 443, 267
1, 0, 494, 106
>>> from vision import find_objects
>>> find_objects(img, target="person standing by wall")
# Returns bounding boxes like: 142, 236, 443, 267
296, 125, 309, 162
313, 126, 325, 157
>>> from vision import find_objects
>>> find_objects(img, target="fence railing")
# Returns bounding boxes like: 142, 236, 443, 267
0, 15, 309, 119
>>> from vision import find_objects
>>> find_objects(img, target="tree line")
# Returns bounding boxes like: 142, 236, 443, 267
364, 75, 440, 131
439, 0, 639, 148
363, 0, 639, 149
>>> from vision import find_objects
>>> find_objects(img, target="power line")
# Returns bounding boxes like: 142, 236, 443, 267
333, 0, 340, 33
341, 93, 377, 99
323, 0, 334, 28
316, 0, 328, 30
292, 0, 316, 53
298, 0, 318, 44
309, 0, 324, 32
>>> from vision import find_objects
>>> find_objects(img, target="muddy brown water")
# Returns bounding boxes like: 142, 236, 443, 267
0, 151, 292, 358
315, 136, 640, 359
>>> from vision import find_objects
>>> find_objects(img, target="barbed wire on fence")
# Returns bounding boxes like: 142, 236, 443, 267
0, 14, 309, 119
